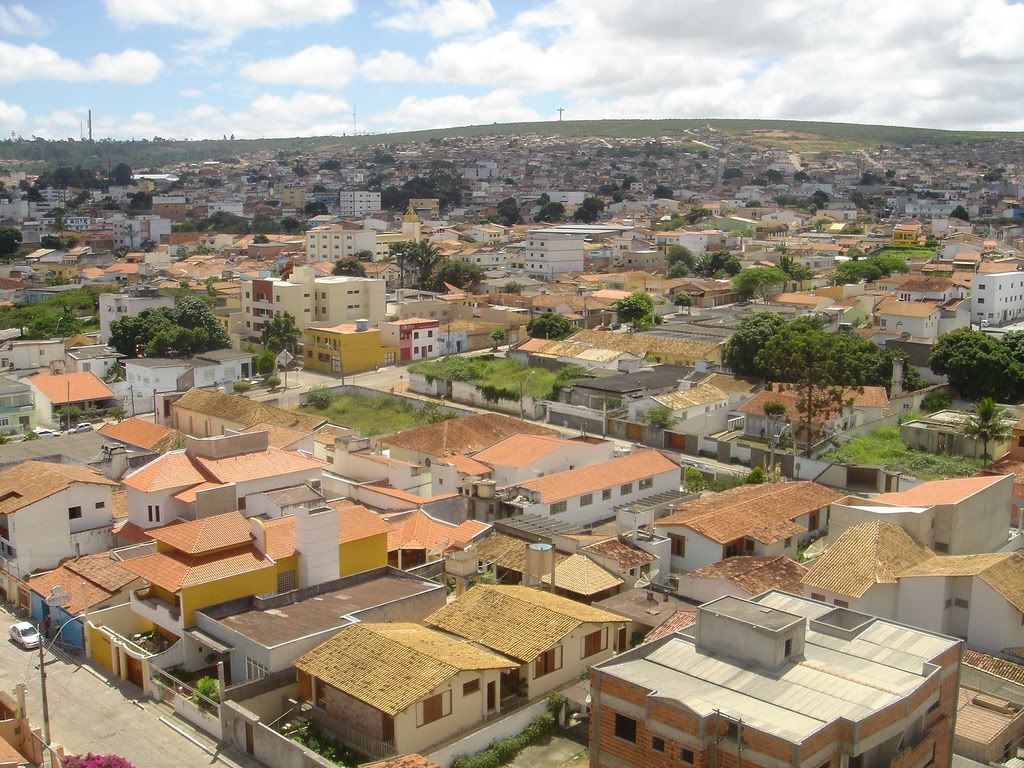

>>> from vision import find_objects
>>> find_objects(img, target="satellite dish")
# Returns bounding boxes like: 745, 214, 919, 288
45, 586, 71, 608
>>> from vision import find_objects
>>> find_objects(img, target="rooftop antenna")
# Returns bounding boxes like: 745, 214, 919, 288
87, 109, 93, 142
557, 108, 565, 121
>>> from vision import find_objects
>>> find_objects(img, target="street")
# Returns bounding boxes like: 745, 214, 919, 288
0, 610, 252, 768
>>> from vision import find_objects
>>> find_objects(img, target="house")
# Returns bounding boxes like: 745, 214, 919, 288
827, 474, 1013, 555
0, 376, 34, 434
892, 221, 923, 244
125, 350, 254, 397
803, 521, 1024, 656
64, 344, 125, 380
901, 409, 1016, 460
28, 371, 118, 427
97, 417, 183, 454
957, 651, 1024, 763
593, 588, 697, 647
294, 623, 512, 758
378, 413, 559, 466
876, 298, 942, 341
654, 482, 839, 572
425, 585, 625, 700
122, 431, 325, 529
384, 509, 490, 569
538, 553, 624, 603
455, 433, 614, 488
675, 554, 809, 604
502, 449, 681, 526
380, 318, 441, 362
590, 592, 961, 768
0, 461, 118, 576
302, 321, 399, 374
98, 289, 174, 344
0, 338, 66, 373
628, 373, 760, 432
565, 365, 691, 410
157, 387, 326, 437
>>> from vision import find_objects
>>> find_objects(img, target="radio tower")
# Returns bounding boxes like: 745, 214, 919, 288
557, 107, 565, 121
87, 109, 93, 141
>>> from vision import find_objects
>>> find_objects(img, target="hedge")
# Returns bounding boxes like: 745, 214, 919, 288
451, 713, 555, 768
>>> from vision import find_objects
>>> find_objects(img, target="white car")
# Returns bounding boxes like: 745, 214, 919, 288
9, 621, 40, 650
33, 428, 60, 439
67, 423, 93, 434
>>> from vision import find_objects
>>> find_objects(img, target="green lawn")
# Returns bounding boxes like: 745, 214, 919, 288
820, 426, 985, 481
300, 393, 450, 437
870, 246, 936, 260
409, 355, 586, 401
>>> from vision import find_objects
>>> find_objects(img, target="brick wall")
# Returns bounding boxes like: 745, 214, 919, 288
317, 682, 386, 742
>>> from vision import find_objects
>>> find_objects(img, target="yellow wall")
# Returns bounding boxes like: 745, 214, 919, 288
149, 584, 179, 606
275, 554, 298, 584
179, 565, 277, 625
89, 625, 113, 671
340, 533, 387, 577
303, 328, 398, 375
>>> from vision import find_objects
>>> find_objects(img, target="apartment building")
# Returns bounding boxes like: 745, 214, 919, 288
302, 321, 398, 374
972, 272, 1024, 327
522, 229, 587, 276
99, 289, 174, 343
242, 265, 385, 340
338, 190, 381, 218
591, 592, 961, 768
305, 226, 379, 261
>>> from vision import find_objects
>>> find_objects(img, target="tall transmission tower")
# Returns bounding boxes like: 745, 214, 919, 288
557, 108, 565, 121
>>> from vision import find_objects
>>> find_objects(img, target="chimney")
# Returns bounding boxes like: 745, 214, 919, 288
890, 357, 904, 397
295, 505, 340, 587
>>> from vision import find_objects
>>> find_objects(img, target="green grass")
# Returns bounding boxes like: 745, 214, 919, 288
300, 393, 450, 437
870, 246, 936, 260
820, 426, 985, 481
409, 355, 586, 401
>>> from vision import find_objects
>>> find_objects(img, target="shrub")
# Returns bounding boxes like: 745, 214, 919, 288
451, 714, 555, 768
63, 756, 135, 768
306, 385, 333, 409
642, 405, 675, 429
192, 675, 219, 713
546, 691, 567, 720
745, 466, 767, 484
920, 390, 952, 413
265, 375, 281, 389
683, 466, 705, 493
232, 380, 251, 393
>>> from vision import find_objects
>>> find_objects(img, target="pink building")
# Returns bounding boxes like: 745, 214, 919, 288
381, 318, 440, 362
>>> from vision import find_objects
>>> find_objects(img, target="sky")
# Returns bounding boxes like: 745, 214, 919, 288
3, 0, 1024, 141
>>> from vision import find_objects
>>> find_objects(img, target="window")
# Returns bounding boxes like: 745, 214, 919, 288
582, 628, 608, 658
419, 691, 451, 726
945, 598, 952, 608
811, 593, 825, 601
550, 500, 568, 514
463, 678, 480, 696
246, 657, 267, 681
784, 537, 792, 548
670, 534, 686, 558
68, 506, 82, 520
834, 599, 849, 608
315, 680, 327, 709
808, 510, 819, 530
935, 542, 949, 553
927, 699, 940, 714
652, 736, 665, 753
784, 638, 792, 656
978, 297, 985, 304
580, 493, 593, 507
954, 598, 969, 609
602, 489, 612, 501
614, 714, 637, 743
682, 748, 695, 764
534, 646, 562, 678
620, 482, 633, 495
95, 501, 105, 509
639, 477, 653, 490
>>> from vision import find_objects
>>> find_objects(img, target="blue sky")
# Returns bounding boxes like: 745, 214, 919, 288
3, 0, 1024, 140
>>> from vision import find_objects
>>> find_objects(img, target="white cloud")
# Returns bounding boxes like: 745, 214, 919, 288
0, 43, 163, 83
179, 88, 203, 98
381, 0, 495, 37
0, 4, 44, 35
0, 100, 26, 130
251, 92, 350, 116
361, 50, 421, 81
371, 89, 541, 129
240, 45, 356, 86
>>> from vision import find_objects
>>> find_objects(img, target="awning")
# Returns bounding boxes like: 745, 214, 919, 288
185, 627, 232, 655
562, 679, 591, 709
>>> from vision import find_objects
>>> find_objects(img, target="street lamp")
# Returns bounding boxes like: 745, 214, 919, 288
519, 369, 538, 420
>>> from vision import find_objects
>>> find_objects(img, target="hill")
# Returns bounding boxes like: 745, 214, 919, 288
1, 118, 1021, 170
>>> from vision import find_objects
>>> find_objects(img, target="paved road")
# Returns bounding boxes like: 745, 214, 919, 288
0, 610, 253, 768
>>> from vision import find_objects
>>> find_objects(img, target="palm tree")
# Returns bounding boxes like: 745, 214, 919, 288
962, 397, 1011, 461
407, 240, 442, 289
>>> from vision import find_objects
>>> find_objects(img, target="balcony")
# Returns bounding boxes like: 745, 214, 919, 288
0, 403, 32, 415
130, 588, 183, 636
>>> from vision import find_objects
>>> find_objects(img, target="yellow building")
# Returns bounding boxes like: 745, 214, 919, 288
302, 322, 398, 374
281, 186, 306, 210
892, 222, 922, 245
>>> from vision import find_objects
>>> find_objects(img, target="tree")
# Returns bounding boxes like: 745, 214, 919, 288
778, 254, 814, 283
108, 406, 126, 423
503, 281, 524, 295
306, 385, 333, 409
108, 295, 229, 358
573, 196, 604, 223
490, 329, 506, 350
921, 390, 952, 413
260, 312, 300, 354
745, 466, 768, 484
253, 233, 270, 244
534, 201, 565, 223
653, 185, 674, 199
929, 329, 1023, 401
0, 227, 22, 258
612, 292, 655, 331
354, 249, 375, 261
950, 205, 970, 221
732, 267, 787, 303
303, 201, 328, 216
233, 380, 251, 394
405, 240, 442, 288
387, 241, 416, 289
496, 197, 521, 226
962, 397, 1011, 460
281, 216, 303, 234
694, 250, 741, 277
527, 312, 574, 340
683, 467, 705, 493
684, 207, 711, 225
643, 405, 675, 429
665, 245, 695, 278
673, 294, 693, 314
40, 235, 62, 249
254, 348, 275, 375
332, 258, 367, 277
722, 312, 786, 375
426, 259, 484, 292
111, 163, 133, 186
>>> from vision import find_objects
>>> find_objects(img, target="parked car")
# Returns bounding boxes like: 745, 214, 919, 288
67, 423, 93, 434
33, 428, 60, 439
9, 621, 40, 650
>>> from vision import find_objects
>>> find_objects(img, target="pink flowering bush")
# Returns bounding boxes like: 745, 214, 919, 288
63, 755, 135, 768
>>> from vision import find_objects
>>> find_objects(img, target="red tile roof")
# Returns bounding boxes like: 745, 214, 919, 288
120, 545, 272, 592
686, 555, 808, 595
384, 510, 489, 553
643, 610, 697, 644
381, 414, 558, 458
29, 371, 114, 405
515, 450, 678, 504
148, 511, 252, 555
98, 418, 180, 451
872, 475, 1007, 506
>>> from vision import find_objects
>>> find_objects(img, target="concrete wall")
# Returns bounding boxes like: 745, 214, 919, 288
428, 697, 549, 768
222, 700, 336, 768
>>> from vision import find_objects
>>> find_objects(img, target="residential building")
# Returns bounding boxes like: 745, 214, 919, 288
501, 450, 680, 526
338, 190, 381, 218
98, 289, 174, 344
124, 350, 254, 397
590, 592, 961, 768
303, 321, 399, 374
242, 265, 385, 340
0, 376, 33, 435
901, 409, 1016, 459
675, 555, 809, 604
380, 318, 441, 362
426, 584, 625, 700
446, 433, 615, 489
972, 272, 1024, 327
305, 226, 379, 261
0, 338, 66, 372
384, 509, 490, 569
827, 474, 1013, 555
739, 385, 890, 448
64, 345, 124, 381
379, 413, 559, 466
97, 417, 182, 454
522, 229, 586, 276
295, 623, 512, 757
280, 186, 305, 210
655, 482, 838, 572
157, 387, 325, 437
0, 462, 118, 576
28, 371, 118, 427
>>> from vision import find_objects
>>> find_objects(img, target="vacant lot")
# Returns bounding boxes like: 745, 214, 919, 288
301, 392, 450, 436
410, 356, 586, 401
821, 426, 985, 480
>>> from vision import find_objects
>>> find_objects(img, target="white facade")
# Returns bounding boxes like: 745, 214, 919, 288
523, 231, 585, 277
305, 226, 379, 261
0, 339, 65, 372
972, 272, 1024, 327
545, 191, 587, 206
125, 356, 252, 396
338, 191, 381, 218
99, 291, 175, 343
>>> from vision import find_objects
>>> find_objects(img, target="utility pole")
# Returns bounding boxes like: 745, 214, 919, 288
38, 639, 50, 746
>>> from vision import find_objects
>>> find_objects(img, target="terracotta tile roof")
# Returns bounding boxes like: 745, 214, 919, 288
98, 418, 182, 452
29, 553, 137, 614
656, 481, 839, 545
148, 511, 252, 555
643, 609, 697, 644
385, 510, 489, 553
561, 329, 720, 362
540, 554, 623, 596
0, 461, 117, 516
381, 414, 558, 458
872, 475, 1007, 506
738, 386, 890, 422
29, 371, 114, 405
294, 623, 512, 717
260, 502, 389, 559
904, 552, 1024, 613
192, 447, 324, 484
956, 687, 1021, 744
112, 520, 153, 545
472, 433, 579, 468
582, 538, 657, 570
440, 454, 493, 476
515, 449, 678, 504
172, 481, 226, 504
653, 384, 730, 410
242, 422, 312, 449
172, 387, 325, 431
876, 298, 941, 318
110, 489, 128, 520
802, 522, 931, 599
963, 650, 1024, 687
980, 455, 1024, 484
426, 585, 623, 663
364, 756, 439, 768
262, 517, 297, 560
122, 451, 210, 493
687, 555, 808, 596
470, 532, 568, 573
119, 544, 272, 592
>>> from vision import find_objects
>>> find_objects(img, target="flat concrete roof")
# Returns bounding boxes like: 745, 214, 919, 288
216, 576, 438, 647
593, 588, 695, 628
701, 595, 802, 631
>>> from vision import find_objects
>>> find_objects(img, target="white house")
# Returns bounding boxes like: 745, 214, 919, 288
98, 290, 174, 344
972, 272, 1024, 327
466, 434, 615, 487
124, 349, 254, 396
0, 461, 117, 576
